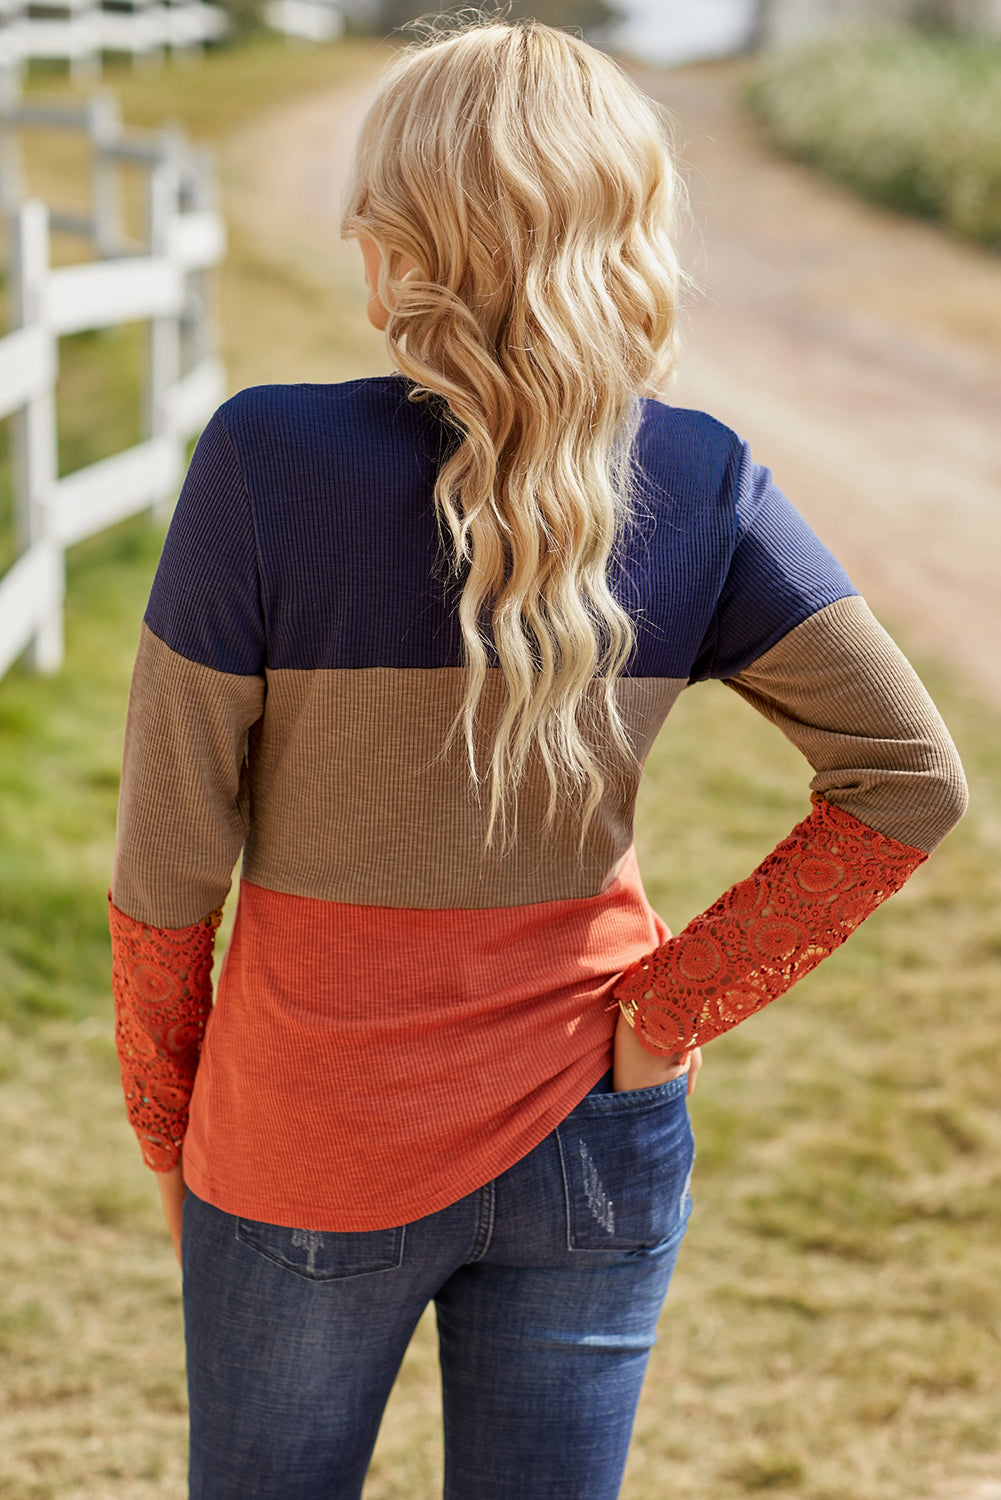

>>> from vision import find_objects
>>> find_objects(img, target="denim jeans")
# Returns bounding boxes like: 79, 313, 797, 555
181, 1070, 694, 1500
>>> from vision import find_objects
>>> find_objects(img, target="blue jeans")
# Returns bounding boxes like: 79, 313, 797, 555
182, 1070, 694, 1500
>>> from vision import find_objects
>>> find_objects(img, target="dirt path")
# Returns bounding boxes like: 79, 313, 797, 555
221, 59, 1001, 704
645, 62, 1001, 707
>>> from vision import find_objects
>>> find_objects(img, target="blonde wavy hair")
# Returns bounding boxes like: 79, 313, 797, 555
341, 13, 686, 844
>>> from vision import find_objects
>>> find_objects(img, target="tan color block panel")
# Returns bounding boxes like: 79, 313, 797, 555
113, 625, 265, 928
242, 670, 687, 909
728, 595, 967, 853
114, 594, 964, 927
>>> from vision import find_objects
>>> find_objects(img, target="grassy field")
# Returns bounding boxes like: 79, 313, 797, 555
2, 36, 1000, 1500
747, 31, 1001, 249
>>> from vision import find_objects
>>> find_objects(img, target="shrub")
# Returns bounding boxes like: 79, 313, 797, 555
747, 31, 1001, 249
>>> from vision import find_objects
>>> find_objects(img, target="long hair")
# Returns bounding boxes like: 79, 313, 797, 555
341, 14, 686, 844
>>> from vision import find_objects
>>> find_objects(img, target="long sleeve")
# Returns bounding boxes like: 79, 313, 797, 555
110, 406, 266, 1169
616, 457, 968, 1055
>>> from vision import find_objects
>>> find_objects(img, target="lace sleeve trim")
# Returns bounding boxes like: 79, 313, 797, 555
108, 896, 222, 1171
615, 798, 927, 1056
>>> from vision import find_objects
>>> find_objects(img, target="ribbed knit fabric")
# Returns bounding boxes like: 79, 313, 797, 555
109, 378, 967, 1231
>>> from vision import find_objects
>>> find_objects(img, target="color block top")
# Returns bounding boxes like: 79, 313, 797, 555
109, 376, 967, 1230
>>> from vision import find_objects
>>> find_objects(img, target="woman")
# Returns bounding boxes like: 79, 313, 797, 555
108, 17, 966, 1500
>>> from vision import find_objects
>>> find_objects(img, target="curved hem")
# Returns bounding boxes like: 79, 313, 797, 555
181, 1054, 613, 1234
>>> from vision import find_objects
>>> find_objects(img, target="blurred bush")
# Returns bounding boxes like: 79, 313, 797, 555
748, 31, 1001, 249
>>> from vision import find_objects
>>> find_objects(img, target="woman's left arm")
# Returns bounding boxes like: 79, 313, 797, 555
109, 406, 266, 1172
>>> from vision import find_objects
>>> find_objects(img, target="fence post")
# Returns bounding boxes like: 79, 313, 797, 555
89, 91, 124, 257
9, 200, 63, 672
182, 147, 215, 373
69, 0, 101, 86
146, 144, 181, 516
0, 64, 22, 213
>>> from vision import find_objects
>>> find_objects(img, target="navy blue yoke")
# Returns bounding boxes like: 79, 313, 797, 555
145, 376, 856, 680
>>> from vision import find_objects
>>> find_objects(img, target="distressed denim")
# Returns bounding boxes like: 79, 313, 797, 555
182, 1070, 694, 1500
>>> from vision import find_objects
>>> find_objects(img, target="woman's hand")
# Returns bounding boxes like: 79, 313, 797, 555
156, 1163, 187, 1267
613, 1007, 702, 1096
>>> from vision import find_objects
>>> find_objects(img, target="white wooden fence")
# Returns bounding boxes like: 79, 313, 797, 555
0, 90, 226, 678
0, 0, 227, 76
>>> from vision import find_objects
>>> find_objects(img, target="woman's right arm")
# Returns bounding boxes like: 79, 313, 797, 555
615, 448, 967, 1058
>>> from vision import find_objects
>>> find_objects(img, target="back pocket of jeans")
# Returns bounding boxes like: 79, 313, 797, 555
555, 1077, 694, 1253
235, 1218, 406, 1281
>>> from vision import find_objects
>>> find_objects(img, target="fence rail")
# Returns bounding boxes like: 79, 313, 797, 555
0, 84, 226, 681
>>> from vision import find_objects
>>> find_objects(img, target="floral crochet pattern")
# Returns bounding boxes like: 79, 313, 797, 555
109, 897, 222, 1171
615, 798, 927, 1056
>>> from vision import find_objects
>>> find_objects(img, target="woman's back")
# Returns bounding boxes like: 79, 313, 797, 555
111, 371, 944, 1233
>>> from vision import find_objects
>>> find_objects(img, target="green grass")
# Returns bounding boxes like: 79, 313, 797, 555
2, 36, 1001, 1500
747, 31, 1001, 248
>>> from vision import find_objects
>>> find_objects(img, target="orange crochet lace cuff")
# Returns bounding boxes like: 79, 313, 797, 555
615, 798, 927, 1056
108, 896, 222, 1172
